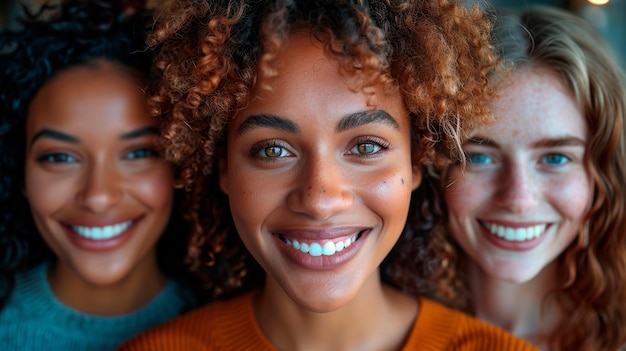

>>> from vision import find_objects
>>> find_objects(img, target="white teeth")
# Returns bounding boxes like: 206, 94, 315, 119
486, 223, 546, 242
285, 234, 359, 257
72, 220, 133, 241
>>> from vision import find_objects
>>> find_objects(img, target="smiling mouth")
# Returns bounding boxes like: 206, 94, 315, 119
481, 221, 547, 242
70, 220, 134, 241
278, 231, 364, 257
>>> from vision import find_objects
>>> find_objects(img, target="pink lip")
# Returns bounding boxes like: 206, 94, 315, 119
274, 228, 369, 271
479, 221, 550, 251
62, 217, 142, 252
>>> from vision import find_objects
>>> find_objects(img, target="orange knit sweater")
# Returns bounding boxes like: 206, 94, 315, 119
119, 291, 537, 351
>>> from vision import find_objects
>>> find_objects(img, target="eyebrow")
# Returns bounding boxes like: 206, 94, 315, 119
465, 135, 586, 149
30, 129, 79, 146
237, 110, 400, 135
30, 126, 159, 146
336, 110, 400, 132
120, 126, 159, 140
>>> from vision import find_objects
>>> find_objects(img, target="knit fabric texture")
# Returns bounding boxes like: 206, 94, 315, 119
120, 290, 539, 351
0, 262, 195, 351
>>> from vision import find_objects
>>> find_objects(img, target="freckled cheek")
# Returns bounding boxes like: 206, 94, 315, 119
548, 175, 593, 221
444, 176, 487, 218
362, 168, 413, 220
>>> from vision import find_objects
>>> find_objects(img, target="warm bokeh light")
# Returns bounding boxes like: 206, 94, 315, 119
588, 0, 610, 5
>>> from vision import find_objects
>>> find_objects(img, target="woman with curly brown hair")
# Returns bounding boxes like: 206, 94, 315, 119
442, 6, 626, 351
120, 0, 537, 350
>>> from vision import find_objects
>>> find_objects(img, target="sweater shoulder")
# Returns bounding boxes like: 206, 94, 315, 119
403, 298, 538, 351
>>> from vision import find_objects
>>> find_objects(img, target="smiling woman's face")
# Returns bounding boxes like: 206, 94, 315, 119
219, 32, 420, 313
24, 63, 174, 287
445, 66, 592, 283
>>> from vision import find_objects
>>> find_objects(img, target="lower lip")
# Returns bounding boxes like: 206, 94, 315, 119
481, 225, 549, 251
275, 231, 368, 270
64, 220, 139, 252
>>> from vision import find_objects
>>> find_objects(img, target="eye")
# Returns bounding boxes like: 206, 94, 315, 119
251, 140, 292, 159
348, 137, 389, 157
466, 152, 492, 165
125, 148, 159, 159
36, 152, 77, 163
542, 153, 570, 166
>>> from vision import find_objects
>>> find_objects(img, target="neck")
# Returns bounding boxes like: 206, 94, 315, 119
467, 259, 562, 349
47, 250, 166, 316
256, 271, 417, 351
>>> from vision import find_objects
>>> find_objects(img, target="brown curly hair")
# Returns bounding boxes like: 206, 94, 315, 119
146, 0, 499, 299
438, 6, 626, 351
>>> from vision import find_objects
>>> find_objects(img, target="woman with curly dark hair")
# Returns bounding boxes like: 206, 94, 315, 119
120, 0, 538, 350
441, 6, 626, 351
0, 1, 199, 349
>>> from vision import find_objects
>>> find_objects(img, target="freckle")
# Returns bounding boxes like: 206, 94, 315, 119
512, 129, 520, 137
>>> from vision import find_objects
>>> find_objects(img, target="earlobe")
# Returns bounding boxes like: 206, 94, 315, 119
218, 157, 229, 195
411, 165, 422, 190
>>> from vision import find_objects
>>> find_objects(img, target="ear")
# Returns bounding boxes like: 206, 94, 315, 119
218, 156, 229, 195
411, 164, 422, 191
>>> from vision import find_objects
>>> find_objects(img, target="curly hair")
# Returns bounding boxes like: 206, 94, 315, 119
439, 6, 626, 351
0, 0, 199, 308
146, 0, 499, 299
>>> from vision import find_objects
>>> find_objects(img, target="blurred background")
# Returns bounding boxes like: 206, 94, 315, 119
0, 0, 624, 66
468, 0, 625, 66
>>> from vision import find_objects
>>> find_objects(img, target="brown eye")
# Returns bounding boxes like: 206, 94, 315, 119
265, 146, 284, 158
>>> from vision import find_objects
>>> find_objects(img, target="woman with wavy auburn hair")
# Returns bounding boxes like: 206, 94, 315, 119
441, 6, 626, 351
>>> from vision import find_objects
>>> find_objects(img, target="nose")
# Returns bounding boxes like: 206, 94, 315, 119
495, 163, 539, 213
76, 159, 123, 213
286, 156, 353, 220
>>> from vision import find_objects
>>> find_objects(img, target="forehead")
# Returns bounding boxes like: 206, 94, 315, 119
237, 32, 407, 126
27, 64, 154, 134
478, 66, 586, 142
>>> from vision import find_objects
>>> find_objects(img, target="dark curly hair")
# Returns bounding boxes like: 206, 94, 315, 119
437, 6, 626, 351
0, 0, 200, 308
146, 0, 500, 299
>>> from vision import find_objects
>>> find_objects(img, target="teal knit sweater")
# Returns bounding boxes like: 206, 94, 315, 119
0, 263, 196, 350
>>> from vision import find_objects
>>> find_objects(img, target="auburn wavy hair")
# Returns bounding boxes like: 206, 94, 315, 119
146, 0, 499, 299
438, 6, 626, 351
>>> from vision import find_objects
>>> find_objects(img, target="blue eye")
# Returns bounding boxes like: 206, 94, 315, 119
36, 153, 76, 163
126, 148, 158, 159
466, 152, 492, 165
542, 153, 569, 165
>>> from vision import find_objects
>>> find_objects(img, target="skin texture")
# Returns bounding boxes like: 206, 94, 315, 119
219, 32, 421, 351
23, 63, 173, 315
444, 66, 592, 345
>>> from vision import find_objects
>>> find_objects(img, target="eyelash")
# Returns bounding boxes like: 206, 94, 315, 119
249, 136, 391, 162
35, 147, 159, 164
349, 136, 390, 157
36, 152, 77, 164
250, 140, 292, 161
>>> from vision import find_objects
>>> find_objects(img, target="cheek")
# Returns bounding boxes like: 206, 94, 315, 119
24, 163, 72, 217
548, 174, 592, 223
444, 174, 485, 219
130, 167, 175, 211
363, 167, 414, 228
